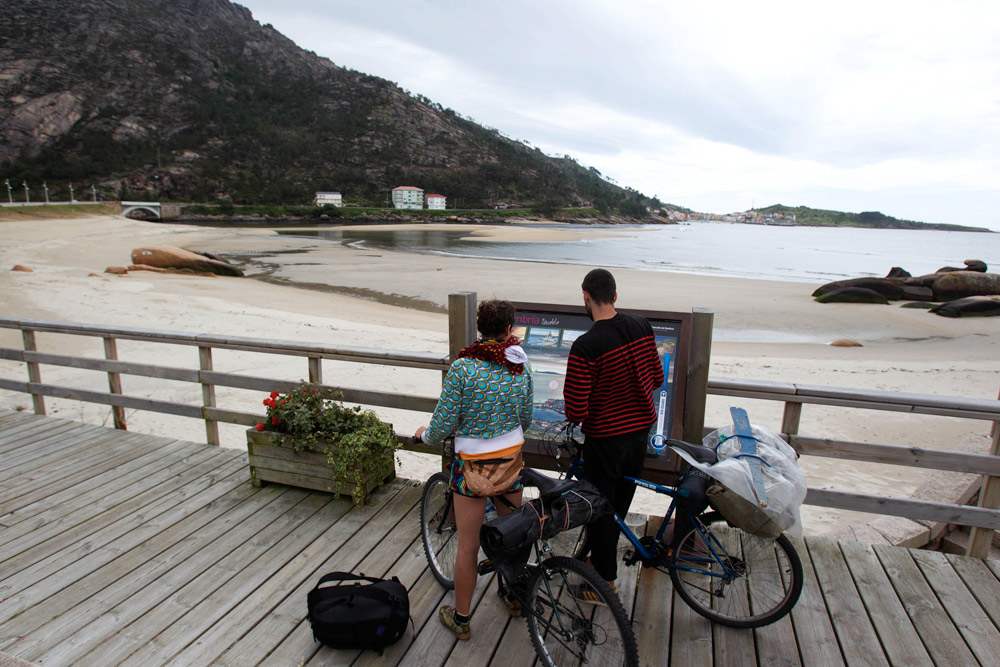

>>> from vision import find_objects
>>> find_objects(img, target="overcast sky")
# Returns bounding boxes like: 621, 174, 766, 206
238, 0, 1000, 230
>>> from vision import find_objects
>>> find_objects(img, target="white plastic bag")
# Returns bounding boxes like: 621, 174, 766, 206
671, 424, 806, 539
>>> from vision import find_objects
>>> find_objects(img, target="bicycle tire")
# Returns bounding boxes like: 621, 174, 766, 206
525, 556, 638, 667
420, 472, 458, 589
670, 511, 803, 628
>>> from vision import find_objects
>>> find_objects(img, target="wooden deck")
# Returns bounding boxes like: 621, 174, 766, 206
1, 411, 999, 666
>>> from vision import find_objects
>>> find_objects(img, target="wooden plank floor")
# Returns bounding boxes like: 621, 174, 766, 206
1, 410, 999, 666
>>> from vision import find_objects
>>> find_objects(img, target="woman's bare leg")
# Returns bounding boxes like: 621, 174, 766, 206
452, 493, 487, 616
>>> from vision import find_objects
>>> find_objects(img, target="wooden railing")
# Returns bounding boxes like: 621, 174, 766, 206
710, 377, 1000, 556
1, 314, 999, 557
0, 317, 450, 457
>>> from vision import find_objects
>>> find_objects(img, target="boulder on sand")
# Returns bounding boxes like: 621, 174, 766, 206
812, 278, 903, 300
130, 247, 243, 277
930, 296, 1000, 318
814, 287, 889, 304
105, 266, 128, 275
11, 264, 33, 272
900, 285, 933, 301
830, 339, 863, 347
129, 264, 217, 277
886, 267, 911, 278
936, 259, 987, 274
929, 271, 1000, 301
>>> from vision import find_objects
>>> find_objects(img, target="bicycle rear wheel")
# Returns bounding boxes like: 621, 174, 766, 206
525, 556, 638, 667
670, 511, 803, 628
420, 472, 458, 589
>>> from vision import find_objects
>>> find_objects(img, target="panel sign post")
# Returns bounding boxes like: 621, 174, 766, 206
512, 302, 702, 483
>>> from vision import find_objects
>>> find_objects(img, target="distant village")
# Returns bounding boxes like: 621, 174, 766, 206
655, 209, 798, 225
313, 186, 447, 210
313, 187, 796, 226
685, 210, 798, 225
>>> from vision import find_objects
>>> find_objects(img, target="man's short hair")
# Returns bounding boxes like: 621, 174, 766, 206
582, 268, 616, 304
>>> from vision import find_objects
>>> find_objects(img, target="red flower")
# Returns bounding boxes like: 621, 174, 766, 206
271, 416, 280, 425
255, 423, 265, 431
262, 398, 270, 406
270, 391, 279, 399
280, 399, 286, 404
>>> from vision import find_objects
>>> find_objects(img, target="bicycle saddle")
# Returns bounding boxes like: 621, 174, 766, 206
665, 438, 718, 464
522, 468, 576, 501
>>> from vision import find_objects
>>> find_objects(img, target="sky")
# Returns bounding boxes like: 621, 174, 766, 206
238, 0, 1000, 230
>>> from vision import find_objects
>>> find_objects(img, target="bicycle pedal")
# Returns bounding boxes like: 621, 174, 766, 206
623, 550, 640, 566
477, 558, 495, 575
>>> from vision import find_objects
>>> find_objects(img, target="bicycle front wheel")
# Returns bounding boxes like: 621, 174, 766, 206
525, 556, 638, 667
420, 472, 458, 589
670, 511, 803, 628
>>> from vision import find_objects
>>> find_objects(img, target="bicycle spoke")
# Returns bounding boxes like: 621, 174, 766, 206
670, 512, 803, 628
526, 556, 637, 666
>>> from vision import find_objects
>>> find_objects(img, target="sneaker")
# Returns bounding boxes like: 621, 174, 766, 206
439, 605, 471, 640
498, 589, 522, 617
572, 581, 615, 606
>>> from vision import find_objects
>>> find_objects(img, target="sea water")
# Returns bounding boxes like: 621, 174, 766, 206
279, 222, 998, 284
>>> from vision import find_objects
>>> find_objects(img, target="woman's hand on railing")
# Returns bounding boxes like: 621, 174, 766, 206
414, 426, 426, 443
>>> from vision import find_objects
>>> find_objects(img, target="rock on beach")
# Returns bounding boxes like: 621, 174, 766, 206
130, 246, 243, 277
929, 296, 1000, 318
814, 287, 889, 304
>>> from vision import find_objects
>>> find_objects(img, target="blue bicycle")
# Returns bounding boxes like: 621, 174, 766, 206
536, 421, 803, 629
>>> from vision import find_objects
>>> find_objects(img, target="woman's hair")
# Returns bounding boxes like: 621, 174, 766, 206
477, 299, 516, 338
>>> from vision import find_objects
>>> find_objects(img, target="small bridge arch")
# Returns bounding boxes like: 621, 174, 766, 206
122, 201, 161, 220
121, 201, 183, 221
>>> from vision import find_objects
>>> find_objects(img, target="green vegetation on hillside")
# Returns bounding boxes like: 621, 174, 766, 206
757, 204, 989, 232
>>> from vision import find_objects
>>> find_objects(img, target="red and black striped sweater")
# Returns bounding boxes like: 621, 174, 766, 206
564, 312, 664, 437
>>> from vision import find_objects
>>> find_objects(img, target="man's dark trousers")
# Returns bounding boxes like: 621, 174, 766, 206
581, 427, 649, 582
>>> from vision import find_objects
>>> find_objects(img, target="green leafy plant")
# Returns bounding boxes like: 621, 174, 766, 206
256, 383, 399, 503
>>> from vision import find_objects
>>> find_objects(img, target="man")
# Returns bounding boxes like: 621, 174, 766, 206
563, 268, 663, 600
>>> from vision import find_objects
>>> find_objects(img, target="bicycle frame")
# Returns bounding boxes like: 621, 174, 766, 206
559, 450, 740, 583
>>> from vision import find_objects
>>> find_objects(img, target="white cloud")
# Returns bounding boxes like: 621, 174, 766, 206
239, 0, 1000, 229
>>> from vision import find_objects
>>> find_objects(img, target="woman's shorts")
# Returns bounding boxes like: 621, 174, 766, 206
449, 455, 524, 498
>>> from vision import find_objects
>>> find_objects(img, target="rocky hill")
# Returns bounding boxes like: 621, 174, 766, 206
0, 0, 651, 213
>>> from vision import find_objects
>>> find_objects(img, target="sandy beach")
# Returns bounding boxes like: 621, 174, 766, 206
2, 214, 998, 535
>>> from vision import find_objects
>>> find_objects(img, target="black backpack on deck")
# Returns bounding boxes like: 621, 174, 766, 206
307, 571, 410, 652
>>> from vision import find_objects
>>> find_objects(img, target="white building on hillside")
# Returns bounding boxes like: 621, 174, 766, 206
426, 193, 446, 210
392, 186, 424, 209
314, 191, 342, 207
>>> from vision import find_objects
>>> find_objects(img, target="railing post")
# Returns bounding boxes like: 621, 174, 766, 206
448, 292, 477, 364
967, 387, 1000, 558
682, 307, 713, 443
445, 292, 476, 471
782, 401, 803, 437
308, 357, 323, 385
22, 329, 45, 415
103, 337, 127, 430
198, 346, 220, 446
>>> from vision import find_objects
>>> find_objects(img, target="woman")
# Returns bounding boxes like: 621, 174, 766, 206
415, 299, 533, 641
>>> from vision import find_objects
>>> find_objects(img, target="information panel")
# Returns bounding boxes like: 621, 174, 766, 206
512, 303, 690, 461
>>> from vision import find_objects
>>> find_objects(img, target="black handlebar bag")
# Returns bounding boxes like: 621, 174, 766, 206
307, 572, 410, 652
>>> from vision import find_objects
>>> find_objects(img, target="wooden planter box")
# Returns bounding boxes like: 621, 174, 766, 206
246, 429, 396, 503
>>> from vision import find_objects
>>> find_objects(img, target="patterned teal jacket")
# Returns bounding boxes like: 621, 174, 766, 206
423, 357, 533, 454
